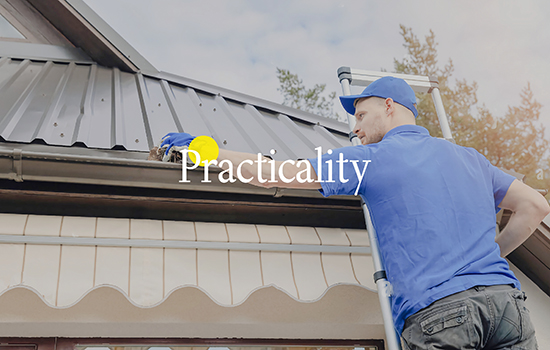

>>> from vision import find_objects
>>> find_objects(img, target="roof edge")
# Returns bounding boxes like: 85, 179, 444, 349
503, 211, 550, 297
64, 0, 158, 74
27, 0, 157, 74
0, 143, 356, 201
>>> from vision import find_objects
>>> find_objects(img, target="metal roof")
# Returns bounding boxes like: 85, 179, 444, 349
0, 56, 350, 161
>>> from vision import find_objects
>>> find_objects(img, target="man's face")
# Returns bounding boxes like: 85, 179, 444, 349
353, 97, 388, 145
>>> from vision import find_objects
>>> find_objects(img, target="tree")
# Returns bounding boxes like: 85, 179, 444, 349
276, 68, 338, 119
472, 84, 547, 177
394, 25, 479, 145
394, 25, 548, 187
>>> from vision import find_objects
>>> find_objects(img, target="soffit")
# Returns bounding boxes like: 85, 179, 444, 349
0, 213, 379, 338
542, 214, 550, 239
508, 217, 550, 296
0, 0, 74, 46
502, 212, 550, 297
0, 213, 375, 307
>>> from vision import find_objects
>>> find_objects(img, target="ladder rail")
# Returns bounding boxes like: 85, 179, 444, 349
339, 67, 454, 141
338, 67, 438, 93
338, 67, 454, 350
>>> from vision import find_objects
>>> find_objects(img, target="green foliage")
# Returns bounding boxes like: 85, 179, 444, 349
394, 25, 549, 189
473, 85, 548, 178
394, 25, 477, 143
276, 68, 338, 119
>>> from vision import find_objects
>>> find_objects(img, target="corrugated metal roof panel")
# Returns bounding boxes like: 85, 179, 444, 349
0, 57, 350, 159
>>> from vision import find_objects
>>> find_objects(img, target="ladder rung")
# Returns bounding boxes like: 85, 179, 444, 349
338, 67, 439, 93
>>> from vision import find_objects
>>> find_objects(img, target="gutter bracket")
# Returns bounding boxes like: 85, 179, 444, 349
273, 187, 286, 198
10, 149, 23, 182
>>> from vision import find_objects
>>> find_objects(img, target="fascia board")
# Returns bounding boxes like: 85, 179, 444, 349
63, 0, 158, 74
27, 0, 156, 74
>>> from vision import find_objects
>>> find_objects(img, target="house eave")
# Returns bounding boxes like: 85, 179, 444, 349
0, 142, 329, 197
0, 142, 365, 227
27, 0, 157, 74
507, 218, 550, 296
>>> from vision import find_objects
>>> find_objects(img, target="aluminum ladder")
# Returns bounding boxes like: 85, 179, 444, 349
337, 67, 453, 350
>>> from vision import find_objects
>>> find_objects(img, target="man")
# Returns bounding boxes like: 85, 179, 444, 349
161, 76, 549, 349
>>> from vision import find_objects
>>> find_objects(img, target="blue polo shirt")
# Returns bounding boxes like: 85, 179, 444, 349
308, 124, 519, 335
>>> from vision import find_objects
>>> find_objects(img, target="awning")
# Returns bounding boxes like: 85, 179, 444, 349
0, 213, 382, 339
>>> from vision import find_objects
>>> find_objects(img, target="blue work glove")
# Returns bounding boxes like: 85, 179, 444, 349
160, 132, 195, 155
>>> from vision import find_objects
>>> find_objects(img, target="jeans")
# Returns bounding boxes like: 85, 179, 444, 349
401, 284, 538, 349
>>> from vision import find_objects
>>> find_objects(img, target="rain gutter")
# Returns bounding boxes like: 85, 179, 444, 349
0, 144, 351, 201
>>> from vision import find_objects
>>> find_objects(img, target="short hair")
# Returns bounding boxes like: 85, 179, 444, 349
353, 96, 387, 108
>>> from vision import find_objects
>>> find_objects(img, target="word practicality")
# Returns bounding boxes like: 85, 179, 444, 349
180, 147, 371, 196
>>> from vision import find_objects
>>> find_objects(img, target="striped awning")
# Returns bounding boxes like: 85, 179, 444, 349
0, 213, 382, 339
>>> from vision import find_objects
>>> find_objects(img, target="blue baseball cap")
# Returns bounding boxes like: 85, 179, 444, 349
340, 76, 418, 117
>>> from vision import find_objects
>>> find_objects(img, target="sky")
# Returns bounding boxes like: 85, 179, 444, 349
82, 0, 550, 136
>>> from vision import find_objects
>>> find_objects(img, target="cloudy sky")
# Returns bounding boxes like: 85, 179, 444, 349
82, 0, 550, 135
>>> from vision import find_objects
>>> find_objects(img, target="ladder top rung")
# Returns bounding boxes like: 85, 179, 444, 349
338, 67, 439, 93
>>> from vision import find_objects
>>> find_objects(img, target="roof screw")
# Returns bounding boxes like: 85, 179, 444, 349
223, 140, 227, 145
60, 133, 64, 137
53, 122, 58, 127
213, 108, 216, 112
199, 103, 202, 107
101, 98, 104, 102
135, 139, 139, 143
158, 103, 161, 107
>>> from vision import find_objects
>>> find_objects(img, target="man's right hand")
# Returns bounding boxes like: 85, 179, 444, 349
161, 132, 196, 155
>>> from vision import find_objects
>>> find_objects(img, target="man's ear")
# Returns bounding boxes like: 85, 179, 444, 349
385, 98, 394, 115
